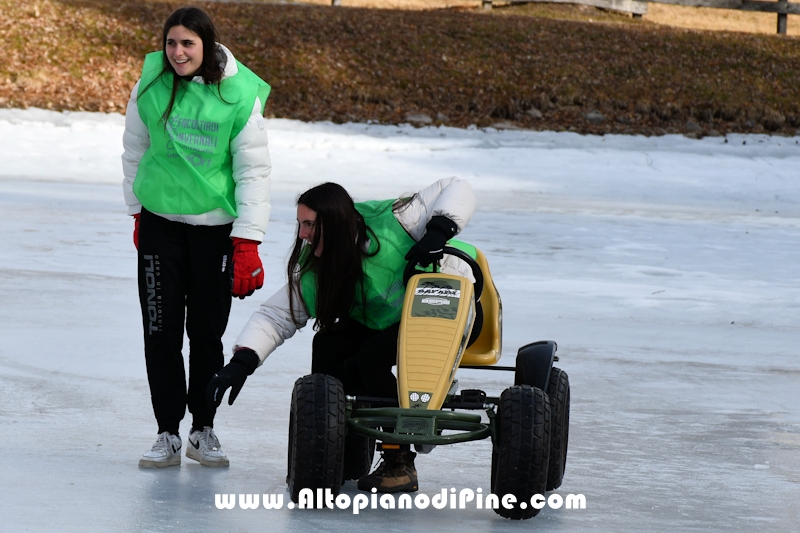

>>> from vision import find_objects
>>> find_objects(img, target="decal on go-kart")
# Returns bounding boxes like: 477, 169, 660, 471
411, 278, 462, 319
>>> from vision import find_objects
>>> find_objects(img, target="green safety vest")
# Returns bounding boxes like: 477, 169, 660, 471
133, 52, 271, 216
301, 199, 415, 330
300, 200, 477, 331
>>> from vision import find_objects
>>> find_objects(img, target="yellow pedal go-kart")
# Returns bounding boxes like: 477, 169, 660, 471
286, 244, 570, 520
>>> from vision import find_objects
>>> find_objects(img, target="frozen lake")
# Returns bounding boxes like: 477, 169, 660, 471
0, 109, 798, 531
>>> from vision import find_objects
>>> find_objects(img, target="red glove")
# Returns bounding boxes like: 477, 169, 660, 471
232, 237, 264, 299
133, 213, 141, 250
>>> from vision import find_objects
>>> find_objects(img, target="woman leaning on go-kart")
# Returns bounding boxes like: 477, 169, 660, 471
208, 176, 476, 493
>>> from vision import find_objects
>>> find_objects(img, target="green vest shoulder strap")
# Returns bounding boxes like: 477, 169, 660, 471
235, 60, 271, 114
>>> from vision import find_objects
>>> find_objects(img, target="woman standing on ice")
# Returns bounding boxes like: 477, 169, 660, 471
121, 7, 272, 468
207, 177, 475, 493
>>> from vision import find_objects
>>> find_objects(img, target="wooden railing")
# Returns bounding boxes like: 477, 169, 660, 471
478, 0, 798, 34
326, 0, 797, 34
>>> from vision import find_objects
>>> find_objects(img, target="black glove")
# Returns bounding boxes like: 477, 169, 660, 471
404, 216, 458, 268
207, 349, 260, 408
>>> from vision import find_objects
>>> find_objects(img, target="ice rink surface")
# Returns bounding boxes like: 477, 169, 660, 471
1, 109, 798, 531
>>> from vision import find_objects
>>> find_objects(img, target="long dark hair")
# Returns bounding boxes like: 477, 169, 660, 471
139, 7, 225, 126
287, 183, 379, 332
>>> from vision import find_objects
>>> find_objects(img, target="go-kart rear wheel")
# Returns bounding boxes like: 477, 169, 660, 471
546, 367, 570, 491
286, 374, 346, 503
491, 385, 551, 519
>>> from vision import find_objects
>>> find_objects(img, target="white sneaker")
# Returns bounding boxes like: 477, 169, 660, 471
139, 432, 182, 468
186, 427, 229, 467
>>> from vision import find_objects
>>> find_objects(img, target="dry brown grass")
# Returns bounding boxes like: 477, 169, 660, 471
2, 0, 799, 135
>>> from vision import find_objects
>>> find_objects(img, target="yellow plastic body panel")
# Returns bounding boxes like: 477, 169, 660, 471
461, 249, 503, 366
397, 273, 475, 410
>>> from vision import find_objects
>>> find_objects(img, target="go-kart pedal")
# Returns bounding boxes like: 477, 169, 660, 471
459, 389, 487, 404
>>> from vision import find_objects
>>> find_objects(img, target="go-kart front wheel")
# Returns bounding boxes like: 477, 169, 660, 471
491, 385, 551, 520
286, 373, 346, 502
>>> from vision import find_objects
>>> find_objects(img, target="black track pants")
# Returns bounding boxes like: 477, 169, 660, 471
310, 321, 400, 399
137, 209, 233, 435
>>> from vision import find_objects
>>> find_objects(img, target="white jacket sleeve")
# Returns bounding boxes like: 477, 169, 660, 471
394, 176, 477, 241
229, 98, 271, 242
233, 281, 309, 366
121, 80, 149, 216
395, 176, 477, 281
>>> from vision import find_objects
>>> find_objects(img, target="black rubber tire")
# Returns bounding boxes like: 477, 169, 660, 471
286, 374, 346, 503
545, 367, 570, 491
492, 385, 551, 520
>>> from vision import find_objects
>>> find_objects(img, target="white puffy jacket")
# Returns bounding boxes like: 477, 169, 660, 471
121, 44, 272, 241
234, 176, 477, 366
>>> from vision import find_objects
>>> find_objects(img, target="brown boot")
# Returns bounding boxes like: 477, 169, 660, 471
357, 449, 418, 493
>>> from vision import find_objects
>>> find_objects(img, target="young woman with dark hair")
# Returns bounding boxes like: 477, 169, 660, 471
208, 177, 477, 493
150, 7, 225, 121
121, 6, 272, 469
287, 182, 379, 332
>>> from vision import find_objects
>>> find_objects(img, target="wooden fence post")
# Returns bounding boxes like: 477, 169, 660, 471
777, 0, 788, 33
